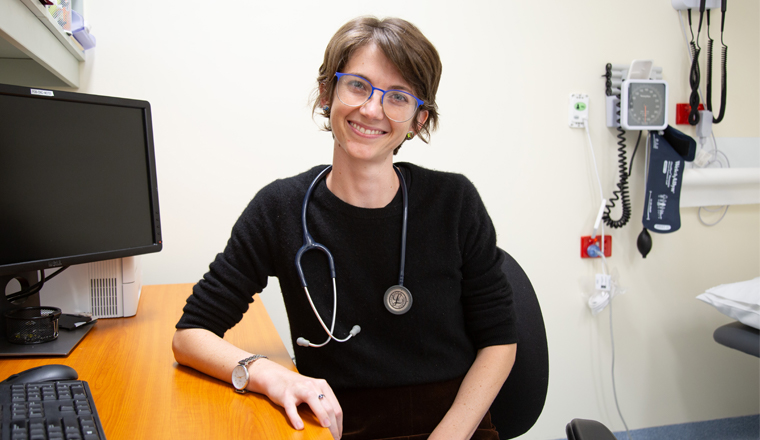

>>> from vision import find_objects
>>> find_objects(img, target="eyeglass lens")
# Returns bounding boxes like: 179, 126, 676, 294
336, 74, 419, 123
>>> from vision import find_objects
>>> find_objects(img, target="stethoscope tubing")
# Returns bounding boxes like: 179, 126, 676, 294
302, 281, 345, 347
397, 167, 408, 287
295, 165, 408, 347
295, 165, 335, 287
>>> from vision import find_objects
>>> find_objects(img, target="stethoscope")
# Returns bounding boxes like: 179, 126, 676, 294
295, 165, 411, 348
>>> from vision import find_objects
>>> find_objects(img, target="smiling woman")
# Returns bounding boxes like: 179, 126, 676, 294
326, 43, 429, 174
173, 15, 517, 440
313, 16, 441, 152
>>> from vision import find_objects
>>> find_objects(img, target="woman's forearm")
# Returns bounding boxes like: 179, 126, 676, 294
172, 327, 254, 384
429, 344, 517, 439
172, 328, 342, 438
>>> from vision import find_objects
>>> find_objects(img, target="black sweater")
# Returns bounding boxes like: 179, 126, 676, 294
177, 162, 517, 390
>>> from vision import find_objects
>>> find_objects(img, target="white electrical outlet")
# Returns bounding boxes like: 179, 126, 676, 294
569, 93, 589, 128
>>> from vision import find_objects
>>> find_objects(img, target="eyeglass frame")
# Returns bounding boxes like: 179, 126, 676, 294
334, 73, 424, 123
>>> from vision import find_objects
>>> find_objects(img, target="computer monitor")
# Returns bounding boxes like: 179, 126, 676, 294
0, 83, 162, 352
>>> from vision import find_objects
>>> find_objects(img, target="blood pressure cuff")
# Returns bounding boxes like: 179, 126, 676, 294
642, 126, 696, 233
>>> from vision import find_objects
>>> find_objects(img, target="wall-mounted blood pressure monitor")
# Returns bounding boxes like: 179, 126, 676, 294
621, 79, 668, 131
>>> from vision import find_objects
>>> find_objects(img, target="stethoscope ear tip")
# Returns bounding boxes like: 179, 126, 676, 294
350, 325, 361, 336
296, 337, 310, 347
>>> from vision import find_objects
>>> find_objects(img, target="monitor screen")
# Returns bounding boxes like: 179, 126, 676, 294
0, 84, 162, 278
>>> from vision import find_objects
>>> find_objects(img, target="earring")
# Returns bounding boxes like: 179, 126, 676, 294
323, 105, 330, 113
406, 131, 414, 140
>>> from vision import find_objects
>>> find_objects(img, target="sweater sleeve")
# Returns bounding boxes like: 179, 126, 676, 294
458, 178, 518, 349
176, 186, 279, 338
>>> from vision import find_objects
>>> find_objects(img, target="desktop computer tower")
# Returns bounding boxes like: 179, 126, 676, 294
38, 256, 143, 318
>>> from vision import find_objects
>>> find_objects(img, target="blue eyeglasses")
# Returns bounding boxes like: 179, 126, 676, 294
334, 73, 424, 123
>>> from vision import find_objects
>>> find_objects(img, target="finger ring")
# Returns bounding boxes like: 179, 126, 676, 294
318, 394, 325, 400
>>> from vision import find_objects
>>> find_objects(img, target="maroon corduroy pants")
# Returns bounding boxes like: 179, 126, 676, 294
334, 375, 499, 440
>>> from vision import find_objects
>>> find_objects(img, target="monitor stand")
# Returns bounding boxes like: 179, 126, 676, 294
1, 272, 95, 357
0, 323, 94, 357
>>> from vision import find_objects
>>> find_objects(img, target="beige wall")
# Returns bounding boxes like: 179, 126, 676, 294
73, 1, 759, 438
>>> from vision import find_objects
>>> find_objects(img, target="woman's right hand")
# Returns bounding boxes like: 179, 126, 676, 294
249, 358, 343, 439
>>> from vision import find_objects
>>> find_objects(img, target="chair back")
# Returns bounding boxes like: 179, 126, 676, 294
489, 248, 549, 439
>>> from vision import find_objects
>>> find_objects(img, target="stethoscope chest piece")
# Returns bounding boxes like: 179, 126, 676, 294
383, 285, 413, 315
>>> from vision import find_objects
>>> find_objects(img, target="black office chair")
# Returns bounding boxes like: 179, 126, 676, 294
566, 419, 617, 440
489, 248, 616, 440
489, 248, 549, 439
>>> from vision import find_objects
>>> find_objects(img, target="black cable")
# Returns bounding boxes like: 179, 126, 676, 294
602, 100, 632, 229
628, 131, 643, 177
713, 40, 728, 123
600, 63, 632, 229
5, 266, 69, 303
712, 1, 728, 123
705, 8, 728, 123
687, 3, 707, 126
706, 10, 714, 113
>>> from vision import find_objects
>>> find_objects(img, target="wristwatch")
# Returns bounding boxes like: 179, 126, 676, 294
232, 354, 268, 394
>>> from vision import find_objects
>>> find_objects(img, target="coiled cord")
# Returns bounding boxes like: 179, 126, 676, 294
706, 18, 714, 109
688, 43, 701, 125
601, 63, 632, 229
713, 44, 728, 123
706, 8, 728, 124
602, 125, 632, 229
687, 5, 706, 125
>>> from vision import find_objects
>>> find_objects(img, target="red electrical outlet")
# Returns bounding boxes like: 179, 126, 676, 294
675, 103, 704, 125
580, 235, 611, 258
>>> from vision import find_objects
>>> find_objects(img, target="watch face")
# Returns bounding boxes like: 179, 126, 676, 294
232, 364, 249, 391
627, 82, 666, 127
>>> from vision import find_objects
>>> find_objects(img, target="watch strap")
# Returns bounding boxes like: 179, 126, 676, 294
238, 354, 267, 367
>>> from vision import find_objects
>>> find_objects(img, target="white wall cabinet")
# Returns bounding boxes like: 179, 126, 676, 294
0, 0, 84, 88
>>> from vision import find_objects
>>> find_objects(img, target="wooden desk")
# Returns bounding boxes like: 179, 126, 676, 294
0, 284, 332, 439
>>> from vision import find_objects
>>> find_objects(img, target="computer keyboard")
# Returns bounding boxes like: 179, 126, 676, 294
1, 380, 106, 440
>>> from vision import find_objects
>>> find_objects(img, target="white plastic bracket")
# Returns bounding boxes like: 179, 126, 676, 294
671, 0, 722, 11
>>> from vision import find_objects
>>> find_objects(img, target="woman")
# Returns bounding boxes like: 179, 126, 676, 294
173, 16, 517, 440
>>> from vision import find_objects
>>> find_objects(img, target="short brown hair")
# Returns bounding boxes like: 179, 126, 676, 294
312, 16, 442, 153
